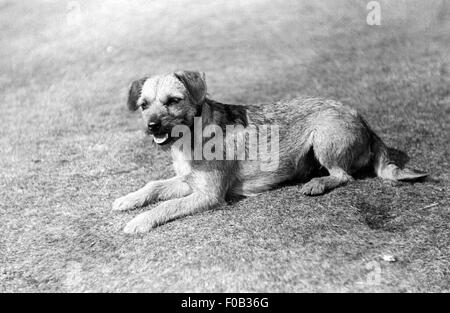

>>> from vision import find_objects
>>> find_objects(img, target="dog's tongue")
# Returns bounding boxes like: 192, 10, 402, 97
153, 133, 169, 144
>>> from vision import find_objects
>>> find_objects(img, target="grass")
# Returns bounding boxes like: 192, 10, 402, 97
0, 0, 449, 292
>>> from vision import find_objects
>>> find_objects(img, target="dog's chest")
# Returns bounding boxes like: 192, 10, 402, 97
171, 149, 192, 176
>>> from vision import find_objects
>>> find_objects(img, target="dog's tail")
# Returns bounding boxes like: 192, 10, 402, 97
370, 130, 428, 181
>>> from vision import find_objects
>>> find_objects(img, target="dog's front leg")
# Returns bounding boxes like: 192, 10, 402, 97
123, 192, 219, 234
112, 176, 192, 212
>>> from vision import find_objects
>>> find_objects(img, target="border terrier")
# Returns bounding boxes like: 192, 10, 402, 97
113, 71, 427, 234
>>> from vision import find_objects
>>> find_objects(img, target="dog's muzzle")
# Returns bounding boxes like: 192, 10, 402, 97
147, 122, 171, 145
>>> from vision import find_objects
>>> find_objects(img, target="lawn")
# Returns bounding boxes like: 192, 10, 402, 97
0, 0, 449, 292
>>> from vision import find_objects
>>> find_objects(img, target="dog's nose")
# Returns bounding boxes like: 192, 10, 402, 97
148, 121, 161, 133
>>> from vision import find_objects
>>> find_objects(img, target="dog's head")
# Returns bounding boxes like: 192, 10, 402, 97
127, 71, 207, 145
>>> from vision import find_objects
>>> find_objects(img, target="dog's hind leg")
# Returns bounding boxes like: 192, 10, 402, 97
300, 167, 353, 195
299, 138, 358, 196
112, 176, 192, 211
299, 116, 370, 196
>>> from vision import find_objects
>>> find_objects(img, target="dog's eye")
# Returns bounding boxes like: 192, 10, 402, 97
141, 100, 149, 110
166, 97, 182, 106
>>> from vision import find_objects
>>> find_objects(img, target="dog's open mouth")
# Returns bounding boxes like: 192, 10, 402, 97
153, 133, 171, 145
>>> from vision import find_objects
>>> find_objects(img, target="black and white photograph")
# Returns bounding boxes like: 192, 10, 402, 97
0, 0, 449, 296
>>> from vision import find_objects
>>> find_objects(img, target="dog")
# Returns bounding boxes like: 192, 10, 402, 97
113, 70, 427, 234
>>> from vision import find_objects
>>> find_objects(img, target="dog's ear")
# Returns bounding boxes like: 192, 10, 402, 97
127, 77, 147, 111
174, 71, 207, 104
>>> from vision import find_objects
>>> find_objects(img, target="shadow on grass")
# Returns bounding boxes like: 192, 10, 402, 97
354, 199, 405, 232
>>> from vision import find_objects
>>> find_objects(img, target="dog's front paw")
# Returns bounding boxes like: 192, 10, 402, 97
112, 192, 143, 212
123, 211, 156, 234
300, 179, 326, 196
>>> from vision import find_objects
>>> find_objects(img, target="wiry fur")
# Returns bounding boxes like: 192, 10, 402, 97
114, 71, 427, 234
